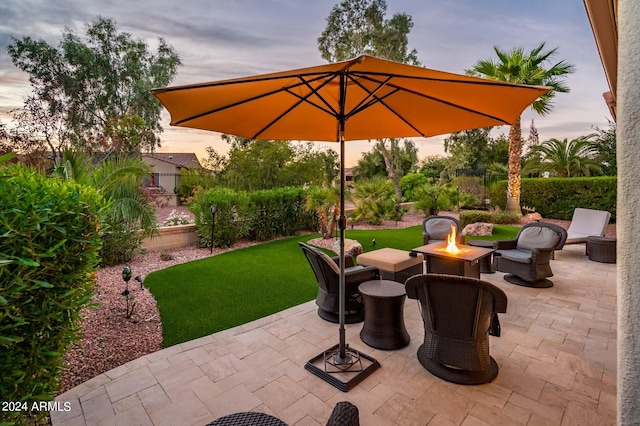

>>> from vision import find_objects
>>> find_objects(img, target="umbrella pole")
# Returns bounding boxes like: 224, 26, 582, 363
336, 128, 348, 362
302, 70, 380, 391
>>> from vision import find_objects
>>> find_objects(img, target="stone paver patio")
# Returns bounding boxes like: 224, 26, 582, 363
51, 244, 616, 425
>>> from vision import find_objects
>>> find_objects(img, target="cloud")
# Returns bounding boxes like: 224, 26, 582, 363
0, 0, 613, 166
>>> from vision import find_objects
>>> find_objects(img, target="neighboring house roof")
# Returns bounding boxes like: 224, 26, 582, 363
142, 153, 201, 169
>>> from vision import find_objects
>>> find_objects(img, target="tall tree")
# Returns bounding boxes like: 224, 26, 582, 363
219, 135, 338, 191
469, 42, 574, 215
318, 0, 419, 198
444, 127, 493, 170
7, 17, 181, 156
522, 137, 602, 177
419, 155, 448, 180
353, 138, 418, 182
526, 119, 540, 151
485, 133, 510, 168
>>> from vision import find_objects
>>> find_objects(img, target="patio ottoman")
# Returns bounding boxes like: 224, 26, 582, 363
357, 248, 424, 283
586, 236, 617, 263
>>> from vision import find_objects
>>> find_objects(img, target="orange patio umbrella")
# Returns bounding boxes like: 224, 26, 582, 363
152, 55, 550, 391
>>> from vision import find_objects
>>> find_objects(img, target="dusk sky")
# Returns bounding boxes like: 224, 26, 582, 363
0, 0, 611, 166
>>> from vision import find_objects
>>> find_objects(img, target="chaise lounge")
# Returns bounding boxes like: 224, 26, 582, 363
564, 208, 611, 254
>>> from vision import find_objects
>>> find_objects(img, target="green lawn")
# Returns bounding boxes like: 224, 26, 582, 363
146, 225, 519, 347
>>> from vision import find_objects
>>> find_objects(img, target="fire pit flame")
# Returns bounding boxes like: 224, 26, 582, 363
432, 225, 470, 255
445, 225, 461, 254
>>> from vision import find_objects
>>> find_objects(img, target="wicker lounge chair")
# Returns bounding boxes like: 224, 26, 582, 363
564, 208, 611, 254
493, 222, 567, 288
299, 242, 379, 324
207, 401, 359, 425
405, 273, 507, 385
422, 215, 465, 245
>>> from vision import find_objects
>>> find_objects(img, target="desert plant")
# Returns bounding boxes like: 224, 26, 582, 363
304, 186, 339, 239
159, 252, 174, 261
349, 177, 405, 225
52, 149, 158, 265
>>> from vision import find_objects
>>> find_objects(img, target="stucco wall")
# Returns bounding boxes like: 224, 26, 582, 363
616, 1, 640, 422
141, 157, 179, 194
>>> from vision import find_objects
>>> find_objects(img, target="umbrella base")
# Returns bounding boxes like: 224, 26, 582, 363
305, 343, 380, 392
504, 274, 554, 288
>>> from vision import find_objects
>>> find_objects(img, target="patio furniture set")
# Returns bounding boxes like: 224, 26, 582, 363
299, 209, 613, 387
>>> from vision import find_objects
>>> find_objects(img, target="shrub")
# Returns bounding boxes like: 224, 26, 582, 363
176, 167, 217, 201
246, 187, 315, 241
190, 186, 320, 247
100, 222, 144, 266
349, 177, 404, 225
455, 175, 485, 207
0, 165, 106, 425
459, 210, 520, 227
190, 188, 250, 247
489, 177, 617, 220
399, 173, 429, 201
159, 251, 174, 261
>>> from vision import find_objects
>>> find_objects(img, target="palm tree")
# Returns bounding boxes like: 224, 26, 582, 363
53, 149, 157, 264
304, 186, 339, 239
349, 177, 403, 225
469, 42, 575, 215
522, 137, 603, 177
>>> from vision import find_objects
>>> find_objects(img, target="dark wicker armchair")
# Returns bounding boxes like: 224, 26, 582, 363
326, 401, 359, 426
492, 222, 567, 288
422, 215, 465, 245
207, 401, 359, 426
405, 273, 508, 385
299, 242, 379, 324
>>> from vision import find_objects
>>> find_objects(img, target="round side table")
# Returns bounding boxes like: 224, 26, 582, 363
586, 236, 617, 263
467, 240, 495, 273
358, 280, 410, 350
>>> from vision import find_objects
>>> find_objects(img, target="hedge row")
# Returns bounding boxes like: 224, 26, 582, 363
489, 177, 617, 220
0, 165, 106, 425
189, 187, 317, 247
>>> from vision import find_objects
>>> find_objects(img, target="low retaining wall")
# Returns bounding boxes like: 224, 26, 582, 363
142, 224, 199, 251
143, 202, 418, 252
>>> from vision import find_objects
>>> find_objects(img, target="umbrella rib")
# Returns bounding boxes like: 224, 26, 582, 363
350, 70, 544, 91
343, 74, 394, 119
354, 73, 513, 124
297, 75, 340, 116
250, 74, 341, 139
172, 73, 334, 126
345, 75, 426, 136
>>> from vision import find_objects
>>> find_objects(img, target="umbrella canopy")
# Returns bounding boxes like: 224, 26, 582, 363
152, 55, 550, 143
152, 54, 550, 390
